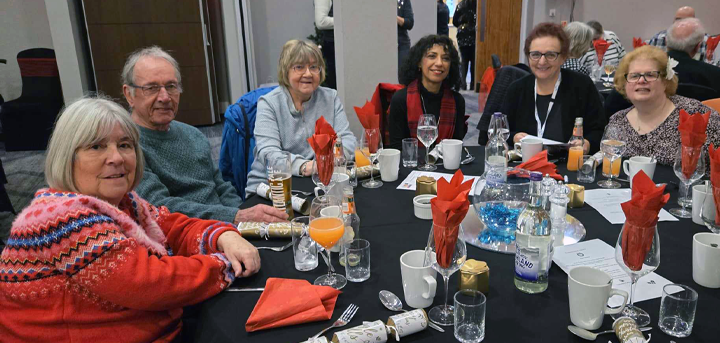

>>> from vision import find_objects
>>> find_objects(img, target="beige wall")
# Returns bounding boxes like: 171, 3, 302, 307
408, 0, 438, 45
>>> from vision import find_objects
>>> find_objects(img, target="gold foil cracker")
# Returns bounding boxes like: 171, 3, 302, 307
460, 259, 489, 295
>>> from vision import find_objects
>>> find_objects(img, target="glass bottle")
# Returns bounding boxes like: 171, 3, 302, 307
549, 182, 570, 231
567, 117, 584, 171
515, 171, 552, 294
339, 186, 360, 266
485, 112, 509, 174
334, 139, 346, 172
540, 173, 557, 212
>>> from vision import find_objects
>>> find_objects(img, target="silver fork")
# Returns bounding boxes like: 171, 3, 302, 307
291, 190, 313, 196
311, 304, 358, 339
256, 241, 293, 252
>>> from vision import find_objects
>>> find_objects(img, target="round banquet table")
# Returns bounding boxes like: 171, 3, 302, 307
186, 146, 720, 343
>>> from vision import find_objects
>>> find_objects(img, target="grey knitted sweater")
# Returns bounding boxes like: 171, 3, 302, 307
245, 86, 356, 194
135, 121, 241, 223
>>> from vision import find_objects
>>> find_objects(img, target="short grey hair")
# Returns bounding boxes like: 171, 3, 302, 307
667, 18, 706, 54
121, 46, 181, 96
45, 96, 144, 193
564, 22, 594, 58
277, 40, 326, 89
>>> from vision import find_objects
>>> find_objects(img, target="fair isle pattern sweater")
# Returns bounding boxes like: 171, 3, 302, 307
0, 189, 236, 343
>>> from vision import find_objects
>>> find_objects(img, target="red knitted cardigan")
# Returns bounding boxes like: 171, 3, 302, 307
0, 189, 237, 342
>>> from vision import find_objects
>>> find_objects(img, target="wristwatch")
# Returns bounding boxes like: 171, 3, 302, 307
300, 161, 309, 175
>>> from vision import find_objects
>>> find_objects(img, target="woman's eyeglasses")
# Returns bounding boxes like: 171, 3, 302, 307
624, 71, 661, 83
292, 65, 322, 75
528, 51, 560, 61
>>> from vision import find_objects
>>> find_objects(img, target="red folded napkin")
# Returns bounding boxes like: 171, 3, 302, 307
431, 170, 473, 269
593, 39, 610, 65
307, 117, 337, 185
708, 144, 720, 224
354, 100, 379, 130
633, 37, 647, 49
245, 278, 341, 332
678, 109, 710, 178
620, 171, 669, 271
707, 35, 720, 62
509, 150, 562, 180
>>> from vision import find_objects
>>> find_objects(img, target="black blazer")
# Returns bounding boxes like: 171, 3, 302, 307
668, 50, 720, 95
501, 69, 606, 153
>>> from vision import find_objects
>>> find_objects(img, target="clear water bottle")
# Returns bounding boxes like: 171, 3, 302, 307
515, 171, 552, 294
485, 112, 508, 174
549, 182, 570, 231
338, 186, 360, 266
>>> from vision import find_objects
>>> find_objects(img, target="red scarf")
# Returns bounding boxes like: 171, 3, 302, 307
406, 79, 456, 141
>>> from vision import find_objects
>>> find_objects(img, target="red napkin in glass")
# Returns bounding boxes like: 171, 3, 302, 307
633, 37, 647, 49
593, 39, 610, 65
509, 150, 562, 181
354, 100, 381, 149
620, 170, 669, 271
245, 278, 341, 332
708, 144, 720, 224
307, 117, 337, 185
430, 170, 473, 269
707, 35, 720, 61
678, 109, 710, 178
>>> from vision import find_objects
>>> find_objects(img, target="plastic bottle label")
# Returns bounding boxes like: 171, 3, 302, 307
515, 248, 540, 281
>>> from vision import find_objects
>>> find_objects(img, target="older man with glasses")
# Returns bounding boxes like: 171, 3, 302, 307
122, 46, 288, 227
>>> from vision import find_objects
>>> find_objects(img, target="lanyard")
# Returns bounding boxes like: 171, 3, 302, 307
533, 73, 562, 138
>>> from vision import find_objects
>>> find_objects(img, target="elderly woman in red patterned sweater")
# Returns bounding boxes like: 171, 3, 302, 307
0, 97, 258, 342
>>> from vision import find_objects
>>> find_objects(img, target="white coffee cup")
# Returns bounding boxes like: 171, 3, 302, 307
515, 137, 543, 162
315, 172, 350, 198
692, 184, 715, 225
400, 250, 437, 309
441, 139, 463, 170
622, 156, 656, 187
568, 266, 629, 330
378, 149, 401, 182
693, 233, 720, 288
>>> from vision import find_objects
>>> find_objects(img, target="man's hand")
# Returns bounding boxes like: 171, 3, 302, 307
397, 16, 404, 27
513, 132, 528, 143
234, 204, 288, 225
217, 231, 260, 277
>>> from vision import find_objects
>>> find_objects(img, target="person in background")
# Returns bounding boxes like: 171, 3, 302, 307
245, 40, 355, 195
608, 45, 720, 167
503, 23, 605, 154
453, 0, 477, 91
648, 6, 720, 67
561, 22, 594, 75
397, 0, 414, 80
437, 0, 449, 36
122, 46, 287, 226
314, 0, 335, 89
388, 34, 465, 150
579, 20, 626, 70
665, 18, 720, 95
0, 97, 252, 342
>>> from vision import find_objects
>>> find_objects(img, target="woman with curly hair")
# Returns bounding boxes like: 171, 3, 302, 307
388, 34, 465, 150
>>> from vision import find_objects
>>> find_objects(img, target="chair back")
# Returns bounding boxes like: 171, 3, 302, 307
703, 98, 720, 113
677, 83, 719, 102
476, 65, 530, 145
16, 48, 62, 100
370, 83, 404, 145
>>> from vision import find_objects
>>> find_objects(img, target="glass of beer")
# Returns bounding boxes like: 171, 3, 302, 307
267, 152, 293, 219
309, 195, 346, 289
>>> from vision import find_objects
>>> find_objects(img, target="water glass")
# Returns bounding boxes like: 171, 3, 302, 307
454, 290, 486, 343
402, 138, 418, 168
347, 161, 358, 187
658, 284, 698, 338
344, 239, 370, 282
577, 155, 597, 183
291, 216, 318, 271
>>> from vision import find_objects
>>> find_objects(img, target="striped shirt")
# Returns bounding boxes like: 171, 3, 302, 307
648, 31, 720, 67
580, 31, 626, 69
561, 58, 591, 75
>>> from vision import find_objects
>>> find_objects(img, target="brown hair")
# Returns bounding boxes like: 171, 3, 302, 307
524, 23, 570, 57
614, 45, 679, 98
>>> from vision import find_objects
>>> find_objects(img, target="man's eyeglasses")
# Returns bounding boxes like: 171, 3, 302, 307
528, 51, 560, 61
624, 71, 661, 83
129, 82, 182, 96
292, 64, 322, 75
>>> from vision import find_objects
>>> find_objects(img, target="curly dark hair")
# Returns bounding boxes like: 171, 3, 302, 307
524, 22, 570, 58
399, 35, 462, 91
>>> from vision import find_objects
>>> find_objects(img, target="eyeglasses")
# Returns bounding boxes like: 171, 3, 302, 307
528, 51, 560, 61
129, 82, 182, 96
292, 64, 322, 75
624, 71, 661, 83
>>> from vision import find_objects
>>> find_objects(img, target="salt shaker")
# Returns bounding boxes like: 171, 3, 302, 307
549, 182, 570, 231
541, 174, 557, 212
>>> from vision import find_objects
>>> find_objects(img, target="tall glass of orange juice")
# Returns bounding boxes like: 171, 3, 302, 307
567, 147, 584, 171
309, 195, 347, 289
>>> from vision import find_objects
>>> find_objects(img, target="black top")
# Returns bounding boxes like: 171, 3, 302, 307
321, 3, 334, 42
397, 0, 414, 45
668, 49, 720, 95
388, 82, 466, 150
501, 68, 606, 152
534, 94, 564, 142
452, 0, 476, 47
436, 1, 449, 36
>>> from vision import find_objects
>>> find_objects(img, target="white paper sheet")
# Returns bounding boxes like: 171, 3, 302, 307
553, 239, 674, 307
397, 171, 480, 193
521, 135, 565, 146
584, 189, 678, 224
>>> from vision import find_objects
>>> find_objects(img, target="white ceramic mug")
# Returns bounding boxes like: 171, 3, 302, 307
622, 156, 656, 187
378, 148, 401, 182
400, 250, 437, 309
314, 172, 350, 198
441, 139, 463, 170
693, 233, 720, 288
692, 184, 715, 225
568, 266, 629, 330
515, 137, 543, 162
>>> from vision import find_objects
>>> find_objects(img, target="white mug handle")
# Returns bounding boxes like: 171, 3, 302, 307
314, 187, 323, 198
514, 142, 522, 151
422, 275, 437, 299
605, 289, 629, 315
623, 160, 631, 176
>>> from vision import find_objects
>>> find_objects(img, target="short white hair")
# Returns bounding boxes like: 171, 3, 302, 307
45, 96, 144, 193
564, 22, 594, 58
121, 46, 181, 96
667, 18, 706, 54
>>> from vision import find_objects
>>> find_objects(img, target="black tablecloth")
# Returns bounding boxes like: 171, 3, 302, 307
191, 146, 719, 343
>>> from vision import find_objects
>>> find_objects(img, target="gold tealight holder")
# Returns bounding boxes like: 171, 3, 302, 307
459, 259, 489, 295
567, 184, 585, 208
415, 176, 437, 196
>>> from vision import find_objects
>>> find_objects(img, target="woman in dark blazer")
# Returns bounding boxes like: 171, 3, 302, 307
503, 23, 606, 153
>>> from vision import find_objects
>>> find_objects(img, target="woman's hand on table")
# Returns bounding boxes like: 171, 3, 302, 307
218, 232, 261, 277
513, 132, 528, 143
234, 205, 288, 225
583, 139, 590, 154
301, 160, 315, 177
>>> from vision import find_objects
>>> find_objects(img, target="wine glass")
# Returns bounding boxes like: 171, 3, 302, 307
487, 113, 510, 141
700, 190, 720, 233
360, 128, 383, 188
598, 125, 626, 189
312, 153, 336, 197
670, 147, 705, 218
603, 61, 617, 87
613, 221, 661, 327
309, 195, 347, 289
417, 114, 439, 171
424, 223, 467, 326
